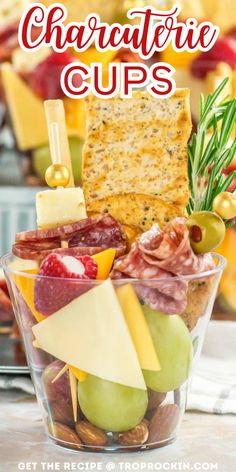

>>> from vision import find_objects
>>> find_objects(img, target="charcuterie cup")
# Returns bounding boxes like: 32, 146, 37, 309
1, 253, 226, 452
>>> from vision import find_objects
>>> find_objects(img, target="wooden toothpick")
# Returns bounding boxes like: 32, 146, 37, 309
51, 364, 69, 384
69, 369, 78, 422
44, 99, 75, 187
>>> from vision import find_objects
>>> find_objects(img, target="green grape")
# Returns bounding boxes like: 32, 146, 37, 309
69, 137, 84, 182
33, 137, 84, 183
78, 375, 148, 432
143, 307, 193, 393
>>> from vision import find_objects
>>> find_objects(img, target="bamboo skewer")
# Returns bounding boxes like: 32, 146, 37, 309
44, 99, 78, 422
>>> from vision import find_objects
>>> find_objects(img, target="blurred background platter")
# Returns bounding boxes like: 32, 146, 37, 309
0, 333, 29, 374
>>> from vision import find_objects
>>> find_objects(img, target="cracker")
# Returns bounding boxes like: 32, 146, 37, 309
82, 90, 192, 213
181, 278, 215, 331
87, 194, 185, 231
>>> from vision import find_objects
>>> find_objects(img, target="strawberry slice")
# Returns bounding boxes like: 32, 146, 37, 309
191, 37, 236, 79
34, 253, 97, 316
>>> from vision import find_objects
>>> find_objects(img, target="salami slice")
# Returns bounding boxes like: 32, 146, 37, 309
111, 242, 188, 314
68, 215, 126, 250
139, 218, 215, 275
13, 215, 127, 261
12, 245, 108, 261
136, 283, 188, 314
112, 218, 215, 315
12, 238, 62, 261
112, 243, 166, 279
15, 217, 100, 242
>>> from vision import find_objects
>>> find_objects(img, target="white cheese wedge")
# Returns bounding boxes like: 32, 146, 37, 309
32, 279, 146, 390
36, 187, 87, 229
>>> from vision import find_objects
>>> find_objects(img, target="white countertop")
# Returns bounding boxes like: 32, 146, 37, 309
0, 390, 235, 472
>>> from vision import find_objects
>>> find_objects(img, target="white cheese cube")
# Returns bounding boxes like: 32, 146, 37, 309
36, 187, 87, 229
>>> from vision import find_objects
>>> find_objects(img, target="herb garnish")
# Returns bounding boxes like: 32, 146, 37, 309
187, 78, 236, 226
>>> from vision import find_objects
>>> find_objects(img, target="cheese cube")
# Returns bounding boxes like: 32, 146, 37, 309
36, 187, 87, 229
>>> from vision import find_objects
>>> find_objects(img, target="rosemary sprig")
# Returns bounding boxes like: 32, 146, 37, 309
187, 79, 236, 217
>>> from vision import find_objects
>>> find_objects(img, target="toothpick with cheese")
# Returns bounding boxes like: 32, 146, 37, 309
35, 99, 87, 420
36, 99, 87, 230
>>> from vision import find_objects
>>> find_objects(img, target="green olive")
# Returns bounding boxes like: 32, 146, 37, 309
186, 211, 226, 254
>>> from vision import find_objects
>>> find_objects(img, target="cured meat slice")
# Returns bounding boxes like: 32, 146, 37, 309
111, 242, 188, 314
139, 218, 215, 275
112, 218, 215, 314
13, 239, 60, 251
12, 238, 62, 261
12, 245, 107, 261
13, 215, 127, 261
68, 216, 126, 250
15, 217, 100, 242
136, 284, 188, 314
112, 244, 166, 279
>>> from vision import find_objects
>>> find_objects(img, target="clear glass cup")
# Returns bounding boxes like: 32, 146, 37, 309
1, 253, 226, 452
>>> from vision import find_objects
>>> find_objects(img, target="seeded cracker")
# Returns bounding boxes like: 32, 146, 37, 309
88, 194, 184, 231
83, 90, 192, 230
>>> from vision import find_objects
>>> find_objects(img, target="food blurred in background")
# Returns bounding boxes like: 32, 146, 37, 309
0, 0, 142, 189
0, 0, 236, 337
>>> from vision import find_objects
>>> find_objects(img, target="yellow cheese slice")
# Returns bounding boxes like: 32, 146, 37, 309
116, 284, 161, 372
64, 98, 86, 140
1, 63, 48, 151
160, 44, 200, 69
74, 48, 117, 66
32, 279, 146, 390
92, 248, 116, 280
9, 258, 45, 323
13, 271, 45, 323
69, 365, 87, 382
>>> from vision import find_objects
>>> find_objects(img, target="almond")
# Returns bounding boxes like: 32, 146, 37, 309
75, 421, 108, 446
48, 421, 82, 450
118, 421, 149, 446
146, 390, 167, 420
148, 404, 180, 443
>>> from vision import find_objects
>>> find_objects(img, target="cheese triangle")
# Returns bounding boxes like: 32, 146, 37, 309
1, 63, 48, 151
32, 279, 146, 390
